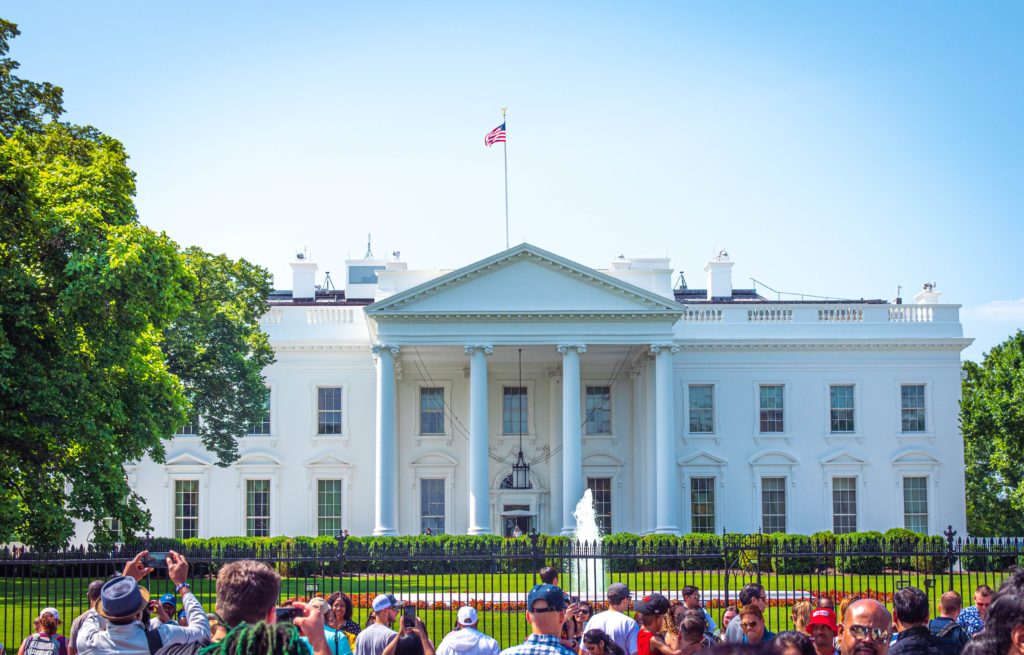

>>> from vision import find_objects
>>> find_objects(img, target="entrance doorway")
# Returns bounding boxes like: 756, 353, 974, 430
502, 505, 535, 537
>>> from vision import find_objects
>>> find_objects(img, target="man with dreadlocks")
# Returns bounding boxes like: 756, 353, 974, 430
200, 603, 332, 655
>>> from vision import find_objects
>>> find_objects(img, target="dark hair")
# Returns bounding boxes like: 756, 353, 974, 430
739, 584, 765, 606
815, 597, 834, 610
539, 566, 559, 584
963, 567, 1024, 655
682, 586, 699, 598
207, 621, 308, 655
39, 613, 59, 635
739, 606, 764, 622
773, 631, 815, 655
326, 592, 354, 621
216, 560, 281, 628
939, 591, 962, 615
893, 587, 929, 625
87, 580, 104, 602
725, 605, 739, 615
707, 644, 776, 655
584, 629, 625, 655
678, 612, 708, 644
395, 634, 424, 655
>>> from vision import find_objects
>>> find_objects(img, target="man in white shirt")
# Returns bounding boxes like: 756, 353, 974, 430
581, 583, 638, 655
436, 607, 500, 655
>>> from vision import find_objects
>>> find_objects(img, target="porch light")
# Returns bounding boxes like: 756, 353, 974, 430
512, 449, 530, 489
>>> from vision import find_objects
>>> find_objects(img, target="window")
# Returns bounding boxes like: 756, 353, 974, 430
100, 518, 122, 542
246, 479, 270, 537
761, 477, 787, 533
585, 386, 611, 435
318, 387, 343, 435
317, 479, 343, 536
419, 388, 445, 435
832, 477, 857, 534
502, 387, 528, 435
348, 265, 385, 284
176, 418, 196, 436
248, 392, 271, 435
420, 479, 446, 534
830, 385, 855, 433
903, 476, 929, 533
690, 477, 716, 533
689, 385, 715, 433
759, 385, 785, 433
174, 480, 199, 539
587, 477, 612, 535
901, 385, 926, 432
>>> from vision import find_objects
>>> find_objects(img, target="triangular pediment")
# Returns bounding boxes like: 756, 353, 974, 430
367, 244, 683, 320
679, 451, 728, 467
165, 452, 214, 467
305, 453, 354, 468
820, 450, 868, 466
749, 450, 799, 467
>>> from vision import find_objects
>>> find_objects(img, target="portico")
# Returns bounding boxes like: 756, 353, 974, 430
365, 244, 684, 536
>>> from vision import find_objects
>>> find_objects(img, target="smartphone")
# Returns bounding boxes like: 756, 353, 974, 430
403, 606, 416, 628
569, 596, 580, 605
145, 551, 170, 568
276, 607, 301, 624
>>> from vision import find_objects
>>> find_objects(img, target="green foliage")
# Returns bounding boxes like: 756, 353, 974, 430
961, 333, 1024, 536
0, 20, 64, 137
834, 531, 885, 574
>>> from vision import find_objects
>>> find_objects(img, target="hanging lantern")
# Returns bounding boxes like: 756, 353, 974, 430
512, 449, 531, 489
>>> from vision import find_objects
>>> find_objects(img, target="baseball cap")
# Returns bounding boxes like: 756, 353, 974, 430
160, 594, 176, 607
807, 608, 838, 634
40, 607, 60, 621
457, 606, 478, 626
634, 593, 669, 616
372, 594, 400, 612
606, 583, 631, 603
527, 584, 567, 612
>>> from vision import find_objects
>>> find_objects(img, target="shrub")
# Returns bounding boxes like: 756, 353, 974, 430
835, 531, 885, 574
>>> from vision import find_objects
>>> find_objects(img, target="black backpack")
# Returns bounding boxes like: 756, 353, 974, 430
929, 620, 969, 655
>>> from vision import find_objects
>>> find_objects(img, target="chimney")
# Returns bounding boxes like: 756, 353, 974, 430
914, 282, 942, 305
704, 250, 734, 301
290, 254, 319, 300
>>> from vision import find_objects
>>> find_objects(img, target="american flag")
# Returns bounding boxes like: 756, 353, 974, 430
484, 123, 506, 147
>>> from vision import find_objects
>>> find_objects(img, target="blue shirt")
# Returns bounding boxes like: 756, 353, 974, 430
956, 607, 984, 637
501, 634, 577, 655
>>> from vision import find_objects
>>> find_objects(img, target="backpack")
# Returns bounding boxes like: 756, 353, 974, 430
929, 619, 969, 655
23, 636, 59, 655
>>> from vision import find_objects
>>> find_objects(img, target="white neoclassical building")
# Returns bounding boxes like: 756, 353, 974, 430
91, 243, 972, 541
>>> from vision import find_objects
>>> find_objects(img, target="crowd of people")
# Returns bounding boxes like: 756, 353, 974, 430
5, 553, 1022, 655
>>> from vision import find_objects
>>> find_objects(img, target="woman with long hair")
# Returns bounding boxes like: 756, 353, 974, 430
583, 629, 626, 655
326, 593, 362, 636
791, 602, 812, 634
19, 610, 67, 655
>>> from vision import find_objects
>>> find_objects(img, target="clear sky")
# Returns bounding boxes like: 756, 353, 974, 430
5, 1, 1022, 361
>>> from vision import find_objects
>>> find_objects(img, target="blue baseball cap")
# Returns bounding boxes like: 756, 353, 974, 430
527, 584, 566, 612
160, 594, 176, 607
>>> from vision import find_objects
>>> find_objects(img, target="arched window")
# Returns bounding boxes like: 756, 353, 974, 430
500, 473, 532, 489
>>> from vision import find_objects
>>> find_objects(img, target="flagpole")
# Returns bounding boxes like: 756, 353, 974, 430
502, 107, 509, 249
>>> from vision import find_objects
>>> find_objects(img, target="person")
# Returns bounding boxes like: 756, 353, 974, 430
327, 593, 362, 636
576, 604, 594, 640
540, 567, 560, 586
77, 550, 210, 655
500, 583, 575, 655
818, 600, 836, 611
356, 594, 402, 655
201, 615, 332, 655
583, 630, 625, 655
306, 598, 354, 655
635, 593, 682, 655
776, 632, 816, 655
191, 558, 287, 654
806, 608, 839, 655
20, 609, 68, 655
956, 586, 993, 638
675, 611, 713, 654
725, 585, 768, 643
69, 582, 105, 655
739, 606, 775, 645
890, 587, 935, 655
681, 588, 716, 635
513, 525, 524, 538
792, 604, 812, 634
435, 607, 500, 655
381, 614, 433, 655
718, 608, 739, 642
928, 592, 969, 655
18, 620, 41, 655
425, 527, 433, 536
582, 583, 639, 655
961, 566, 1024, 655
838, 600, 892, 655
153, 595, 178, 626
366, 614, 377, 629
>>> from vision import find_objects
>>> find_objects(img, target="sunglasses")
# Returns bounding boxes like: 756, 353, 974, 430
530, 606, 563, 614
847, 625, 891, 644
739, 622, 761, 630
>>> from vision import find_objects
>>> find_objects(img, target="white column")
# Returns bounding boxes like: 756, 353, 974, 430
558, 344, 586, 535
466, 345, 493, 535
372, 344, 399, 536
547, 368, 563, 535
642, 357, 658, 534
652, 343, 680, 535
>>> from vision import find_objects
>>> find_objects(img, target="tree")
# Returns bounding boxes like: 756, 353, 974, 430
961, 330, 1024, 536
0, 21, 273, 546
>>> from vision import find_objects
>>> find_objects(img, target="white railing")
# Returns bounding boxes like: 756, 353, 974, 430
818, 307, 863, 322
260, 309, 284, 325
681, 309, 723, 322
748, 308, 793, 322
888, 305, 934, 323
305, 308, 355, 324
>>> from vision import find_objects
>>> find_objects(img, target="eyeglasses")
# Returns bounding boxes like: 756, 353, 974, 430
847, 625, 891, 644
529, 606, 563, 614
739, 622, 761, 630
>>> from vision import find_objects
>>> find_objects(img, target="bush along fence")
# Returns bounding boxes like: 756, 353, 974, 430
1, 527, 1022, 649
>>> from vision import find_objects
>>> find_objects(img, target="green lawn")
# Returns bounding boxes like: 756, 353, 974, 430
1, 570, 1014, 650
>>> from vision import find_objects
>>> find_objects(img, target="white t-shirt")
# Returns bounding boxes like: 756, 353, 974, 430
582, 610, 639, 655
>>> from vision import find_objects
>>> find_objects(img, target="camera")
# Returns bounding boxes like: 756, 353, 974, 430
144, 551, 170, 568
403, 606, 416, 628
276, 607, 301, 624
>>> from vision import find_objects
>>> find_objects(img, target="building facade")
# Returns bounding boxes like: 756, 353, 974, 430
94, 243, 971, 540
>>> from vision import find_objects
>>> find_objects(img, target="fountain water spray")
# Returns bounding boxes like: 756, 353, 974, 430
570, 488, 606, 601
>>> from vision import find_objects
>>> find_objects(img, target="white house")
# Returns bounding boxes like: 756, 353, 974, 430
93, 243, 971, 541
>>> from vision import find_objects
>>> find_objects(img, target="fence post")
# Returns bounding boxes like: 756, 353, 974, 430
336, 530, 348, 591
529, 529, 541, 579
722, 526, 730, 609
944, 525, 957, 593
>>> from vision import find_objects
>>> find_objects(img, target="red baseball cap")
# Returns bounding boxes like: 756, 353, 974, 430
807, 608, 838, 634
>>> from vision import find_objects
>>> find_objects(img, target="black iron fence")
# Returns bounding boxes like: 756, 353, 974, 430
1, 530, 1022, 649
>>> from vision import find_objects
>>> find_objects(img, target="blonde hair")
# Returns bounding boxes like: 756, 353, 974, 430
791, 601, 811, 632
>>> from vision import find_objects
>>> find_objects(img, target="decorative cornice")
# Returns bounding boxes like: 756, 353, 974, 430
674, 339, 972, 352
365, 244, 685, 317
273, 344, 370, 353
372, 310, 681, 323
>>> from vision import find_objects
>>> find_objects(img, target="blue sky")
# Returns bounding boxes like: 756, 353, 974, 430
5, 1, 1022, 360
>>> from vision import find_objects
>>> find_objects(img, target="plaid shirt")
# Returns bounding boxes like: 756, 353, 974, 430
501, 634, 576, 655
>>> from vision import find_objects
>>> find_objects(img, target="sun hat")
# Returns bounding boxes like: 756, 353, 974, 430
97, 576, 150, 619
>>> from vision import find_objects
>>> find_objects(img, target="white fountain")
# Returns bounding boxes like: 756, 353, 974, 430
569, 488, 607, 602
